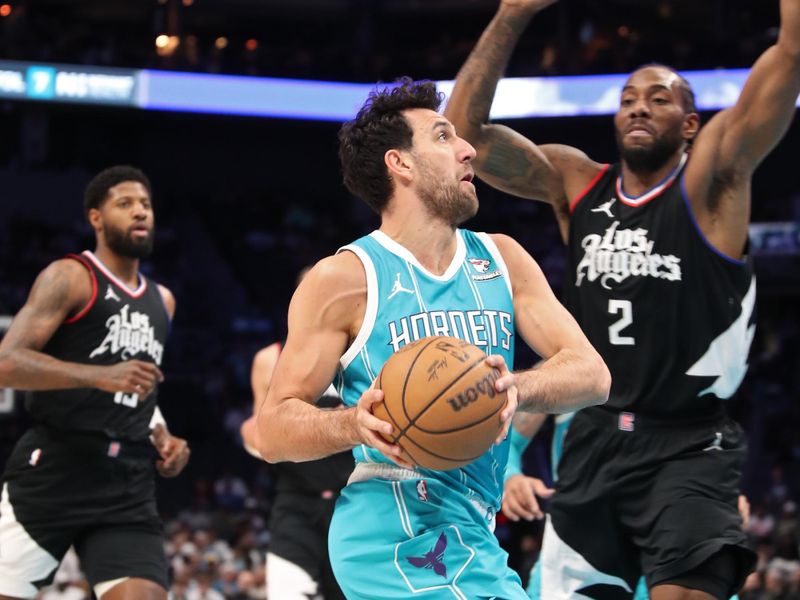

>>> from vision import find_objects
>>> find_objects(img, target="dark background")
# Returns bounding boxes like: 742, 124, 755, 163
1, 1, 798, 597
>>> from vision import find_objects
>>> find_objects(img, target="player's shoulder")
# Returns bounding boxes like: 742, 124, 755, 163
307, 252, 367, 289
23, 257, 94, 313
291, 253, 367, 328
38, 256, 94, 292
253, 342, 281, 372
485, 233, 545, 285
485, 232, 526, 257
156, 283, 176, 319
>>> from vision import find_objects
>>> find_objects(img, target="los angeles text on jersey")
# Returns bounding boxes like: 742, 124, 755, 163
576, 221, 682, 288
89, 303, 164, 364
387, 309, 513, 352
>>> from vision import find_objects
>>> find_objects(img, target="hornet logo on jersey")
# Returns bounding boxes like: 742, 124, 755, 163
104, 285, 121, 302
407, 532, 448, 578
387, 273, 415, 300
575, 221, 682, 289
468, 257, 503, 282
591, 197, 617, 218
89, 304, 164, 364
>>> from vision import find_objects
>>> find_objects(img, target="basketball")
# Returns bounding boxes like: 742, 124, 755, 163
373, 336, 508, 470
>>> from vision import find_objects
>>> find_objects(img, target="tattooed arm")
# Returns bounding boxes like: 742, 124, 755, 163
444, 0, 601, 238
0, 259, 163, 396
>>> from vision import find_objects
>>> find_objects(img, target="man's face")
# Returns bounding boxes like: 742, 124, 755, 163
614, 66, 695, 173
404, 108, 479, 227
95, 181, 155, 259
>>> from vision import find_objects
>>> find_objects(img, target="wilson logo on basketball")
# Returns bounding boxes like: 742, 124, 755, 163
446, 369, 500, 412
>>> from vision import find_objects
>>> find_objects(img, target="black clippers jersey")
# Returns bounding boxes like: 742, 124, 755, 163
26, 251, 170, 440
564, 156, 755, 417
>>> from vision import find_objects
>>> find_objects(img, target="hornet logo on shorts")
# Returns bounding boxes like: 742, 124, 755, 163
407, 531, 447, 578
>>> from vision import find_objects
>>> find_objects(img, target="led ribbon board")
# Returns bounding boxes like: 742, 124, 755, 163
1, 60, 796, 120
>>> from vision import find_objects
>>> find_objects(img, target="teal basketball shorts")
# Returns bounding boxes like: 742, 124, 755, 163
329, 469, 528, 600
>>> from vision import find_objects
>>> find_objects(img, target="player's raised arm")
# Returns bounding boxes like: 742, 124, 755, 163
444, 0, 601, 226
492, 233, 610, 413
254, 254, 402, 464
686, 0, 800, 257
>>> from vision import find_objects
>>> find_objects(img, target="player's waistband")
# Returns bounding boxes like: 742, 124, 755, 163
347, 463, 496, 525
579, 406, 727, 433
31, 424, 153, 459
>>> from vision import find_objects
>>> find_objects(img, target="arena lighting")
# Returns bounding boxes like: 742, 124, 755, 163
1, 59, 799, 120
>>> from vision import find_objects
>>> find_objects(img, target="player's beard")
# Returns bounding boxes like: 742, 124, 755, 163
616, 126, 684, 174
415, 159, 478, 228
104, 222, 154, 259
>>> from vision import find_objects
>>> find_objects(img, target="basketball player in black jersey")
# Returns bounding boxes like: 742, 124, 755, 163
0, 165, 189, 600
241, 271, 352, 600
445, 0, 800, 598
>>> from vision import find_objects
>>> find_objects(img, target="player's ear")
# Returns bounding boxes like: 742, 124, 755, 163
87, 208, 103, 232
385, 148, 413, 184
683, 112, 700, 143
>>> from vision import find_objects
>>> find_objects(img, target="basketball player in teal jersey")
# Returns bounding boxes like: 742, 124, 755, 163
446, 1, 800, 596
254, 78, 610, 599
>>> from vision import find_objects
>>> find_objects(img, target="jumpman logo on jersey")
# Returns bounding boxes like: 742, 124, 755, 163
105, 285, 121, 302
407, 532, 448, 578
591, 197, 617, 218
703, 432, 723, 451
387, 272, 415, 300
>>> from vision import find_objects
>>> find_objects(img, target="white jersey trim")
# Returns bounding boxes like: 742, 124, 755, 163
616, 152, 688, 207
475, 232, 513, 299
369, 229, 466, 281
337, 244, 379, 371
83, 250, 147, 297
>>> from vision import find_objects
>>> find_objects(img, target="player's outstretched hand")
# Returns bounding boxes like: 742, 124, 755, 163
502, 474, 554, 521
738, 494, 751, 529
152, 423, 190, 477
485, 354, 518, 444
355, 388, 413, 469
500, 0, 558, 13
95, 360, 164, 398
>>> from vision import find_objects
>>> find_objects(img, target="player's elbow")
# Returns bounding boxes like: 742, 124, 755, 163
590, 353, 612, 406
0, 350, 16, 387
253, 408, 286, 463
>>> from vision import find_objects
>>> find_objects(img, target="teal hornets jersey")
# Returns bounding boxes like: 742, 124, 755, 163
336, 229, 515, 510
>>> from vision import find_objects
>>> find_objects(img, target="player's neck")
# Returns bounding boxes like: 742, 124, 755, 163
620, 151, 686, 197
93, 246, 140, 288
379, 212, 458, 276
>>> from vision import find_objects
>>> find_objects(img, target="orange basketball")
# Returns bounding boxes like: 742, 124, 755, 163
373, 336, 508, 470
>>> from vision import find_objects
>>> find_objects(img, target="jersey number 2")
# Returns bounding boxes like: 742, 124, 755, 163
608, 299, 635, 346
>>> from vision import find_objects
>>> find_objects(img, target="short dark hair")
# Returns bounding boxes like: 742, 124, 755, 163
83, 165, 151, 216
338, 77, 444, 213
633, 63, 697, 114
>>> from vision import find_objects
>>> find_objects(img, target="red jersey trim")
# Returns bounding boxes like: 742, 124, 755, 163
82, 250, 147, 298
63, 254, 98, 325
570, 164, 610, 214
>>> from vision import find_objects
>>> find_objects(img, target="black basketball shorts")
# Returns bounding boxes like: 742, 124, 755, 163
539, 408, 756, 599
0, 426, 168, 597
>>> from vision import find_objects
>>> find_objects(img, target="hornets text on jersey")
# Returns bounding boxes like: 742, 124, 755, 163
334, 229, 515, 510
